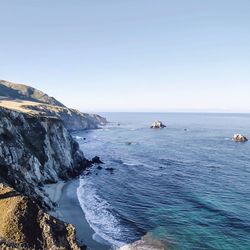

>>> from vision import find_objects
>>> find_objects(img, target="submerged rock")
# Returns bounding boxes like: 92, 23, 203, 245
232, 134, 248, 142
91, 156, 104, 164
150, 120, 166, 129
105, 167, 114, 171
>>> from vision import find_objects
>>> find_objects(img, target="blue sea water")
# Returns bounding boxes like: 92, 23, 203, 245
75, 113, 250, 250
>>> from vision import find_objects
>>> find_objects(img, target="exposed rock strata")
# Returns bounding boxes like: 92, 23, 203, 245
0, 80, 107, 249
0, 107, 89, 209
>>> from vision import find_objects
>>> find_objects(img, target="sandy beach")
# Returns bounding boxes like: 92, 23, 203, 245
44, 179, 111, 250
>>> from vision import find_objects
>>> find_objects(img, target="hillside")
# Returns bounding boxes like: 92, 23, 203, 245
0, 184, 81, 250
0, 80, 65, 107
0, 81, 105, 249
0, 80, 107, 131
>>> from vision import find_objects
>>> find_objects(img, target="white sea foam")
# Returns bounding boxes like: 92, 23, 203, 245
73, 135, 83, 140
77, 178, 126, 248
119, 232, 166, 250
119, 233, 166, 250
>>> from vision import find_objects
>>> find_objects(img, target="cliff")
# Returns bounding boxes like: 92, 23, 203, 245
0, 106, 89, 209
0, 106, 89, 249
0, 184, 81, 250
0, 80, 107, 131
0, 80, 106, 249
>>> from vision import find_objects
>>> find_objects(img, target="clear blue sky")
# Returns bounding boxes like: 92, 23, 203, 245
1, 0, 250, 112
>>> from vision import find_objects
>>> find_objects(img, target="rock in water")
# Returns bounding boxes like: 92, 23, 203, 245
150, 120, 166, 129
232, 134, 248, 142
92, 156, 104, 164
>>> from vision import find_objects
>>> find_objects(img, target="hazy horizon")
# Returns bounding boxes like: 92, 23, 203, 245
1, 1, 250, 112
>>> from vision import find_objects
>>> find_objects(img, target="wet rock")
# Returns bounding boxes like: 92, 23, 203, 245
150, 120, 166, 129
91, 156, 104, 164
232, 134, 248, 142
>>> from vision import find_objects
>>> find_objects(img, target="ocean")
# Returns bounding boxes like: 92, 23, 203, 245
74, 113, 250, 250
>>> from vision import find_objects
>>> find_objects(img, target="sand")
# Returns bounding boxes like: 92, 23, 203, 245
44, 179, 111, 250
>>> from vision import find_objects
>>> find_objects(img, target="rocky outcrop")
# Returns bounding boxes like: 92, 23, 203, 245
0, 184, 81, 250
150, 120, 166, 129
0, 107, 90, 208
0, 80, 106, 249
232, 134, 248, 142
27, 105, 107, 131
91, 156, 104, 164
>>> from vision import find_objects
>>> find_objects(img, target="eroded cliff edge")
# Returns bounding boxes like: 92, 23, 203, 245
0, 184, 81, 250
0, 80, 107, 131
0, 80, 105, 249
0, 107, 89, 208
0, 106, 89, 249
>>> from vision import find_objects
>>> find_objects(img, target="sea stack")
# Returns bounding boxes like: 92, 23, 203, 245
232, 134, 248, 142
150, 120, 166, 129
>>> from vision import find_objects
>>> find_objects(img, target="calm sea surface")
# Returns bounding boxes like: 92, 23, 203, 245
75, 113, 250, 250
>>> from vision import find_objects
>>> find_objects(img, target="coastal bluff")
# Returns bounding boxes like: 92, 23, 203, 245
0, 184, 80, 250
0, 80, 107, 131
0, 80, 106, 249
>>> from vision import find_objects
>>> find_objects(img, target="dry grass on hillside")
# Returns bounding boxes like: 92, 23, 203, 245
0, 100, 72, 117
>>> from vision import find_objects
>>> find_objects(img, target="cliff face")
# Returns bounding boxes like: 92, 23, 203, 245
23, 103, 107, 131
0, 80, 107, 131
0, 107, 89, 208
0, 184, 81, 250
0, 80, 105, 249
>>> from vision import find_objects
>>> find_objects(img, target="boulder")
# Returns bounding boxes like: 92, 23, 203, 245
91, 156, 104, 164
150, 120, 166, 129
232, 134, 248, 142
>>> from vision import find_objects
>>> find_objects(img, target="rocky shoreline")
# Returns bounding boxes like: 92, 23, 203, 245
0, 80, 107, 249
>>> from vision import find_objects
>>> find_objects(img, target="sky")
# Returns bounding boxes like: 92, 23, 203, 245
0, 0, 250, 112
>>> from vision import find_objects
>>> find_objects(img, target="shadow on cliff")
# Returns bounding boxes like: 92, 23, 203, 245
0, 191, 19, 199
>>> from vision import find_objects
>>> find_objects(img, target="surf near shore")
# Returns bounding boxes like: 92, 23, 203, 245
44, 178, 168, 250
44, 179, 110, 250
